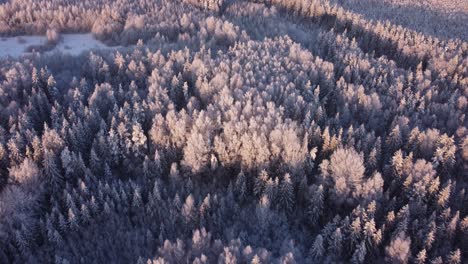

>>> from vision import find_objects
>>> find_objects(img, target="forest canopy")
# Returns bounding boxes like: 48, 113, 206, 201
0, 0, 466, 263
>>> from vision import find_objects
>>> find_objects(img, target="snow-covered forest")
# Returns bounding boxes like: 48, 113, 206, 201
0, 0, 466, 263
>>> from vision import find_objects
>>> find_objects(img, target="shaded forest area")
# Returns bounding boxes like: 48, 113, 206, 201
0, 0, 467, 263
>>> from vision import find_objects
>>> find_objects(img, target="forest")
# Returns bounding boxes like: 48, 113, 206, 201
0, 0, 466, 263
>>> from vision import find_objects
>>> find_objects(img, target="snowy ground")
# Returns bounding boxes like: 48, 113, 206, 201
0, 33, 122, 59
0, 35, 45, 58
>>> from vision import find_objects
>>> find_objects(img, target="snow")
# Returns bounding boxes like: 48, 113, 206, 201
53, 33, 122, 56
0, 35, 46, 58
0, 33, 123, 59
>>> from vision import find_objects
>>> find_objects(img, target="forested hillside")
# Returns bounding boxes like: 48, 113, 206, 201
329, 0, 468, 41
0, 0, 466, 263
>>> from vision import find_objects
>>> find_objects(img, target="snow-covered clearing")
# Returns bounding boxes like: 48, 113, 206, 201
0, 35, 45, 58
0, 33, 122, 59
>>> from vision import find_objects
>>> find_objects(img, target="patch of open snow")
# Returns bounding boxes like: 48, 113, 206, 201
0, 35, 47, 58
53, 33, 122, 56
0, 33, 124, 59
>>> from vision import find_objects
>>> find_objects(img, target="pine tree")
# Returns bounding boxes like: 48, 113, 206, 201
15, 229, 28, 255
235, 171, 247, 203
437, 180, 452, 209
143, 155, 153, 179
415, 249, 427, 264
430, 257, 443, 264
153, 149, 163, 177
386, 125, 403, 155
182, 194, 196, 228
170, 162, 181, 191
447, 249, 461, 264
68, 208, 78, 230
328, 147, 365, 205
251, 255, 260, 264
364, 219, 377, 250
279, 173, 294, 213
254, 170, 269, 197
329, 227, 343, 258
385, 232, 411, 264
392, 150, 405, 179
43, 150, 63, 191
310, 234, 324, 260
433, 134, 456, 174
80, 204, 90, 224
132, 187, 143, 209
308, 184, 324, 226
131, 122, 147, 156
264, 178, 277, 206
351, 241, 367, 264
350, 217, 362, 249
89, 148, 102, 175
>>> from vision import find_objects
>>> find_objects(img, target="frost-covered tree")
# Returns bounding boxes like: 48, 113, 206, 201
321, 147, 366, 205
385, 232, 411, 264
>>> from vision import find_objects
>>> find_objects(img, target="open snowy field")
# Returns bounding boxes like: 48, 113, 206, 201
0, 35, 45, 58
0, 33, 121, 59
